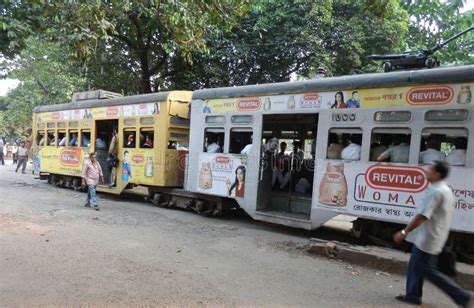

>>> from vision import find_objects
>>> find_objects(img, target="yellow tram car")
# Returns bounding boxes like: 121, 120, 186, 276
32, 90, 192, 194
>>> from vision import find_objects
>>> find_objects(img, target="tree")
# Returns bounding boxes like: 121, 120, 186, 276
166, 0, 409, 89
400, 0, 473, 65
0, 39, 85, 140
2, 1, 251, 93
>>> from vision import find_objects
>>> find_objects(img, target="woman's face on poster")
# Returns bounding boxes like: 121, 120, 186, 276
336, 93, 343, 103
236, 168, 244, 182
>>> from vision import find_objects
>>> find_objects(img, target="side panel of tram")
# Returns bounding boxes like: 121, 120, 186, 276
32, 91, 192, 193
313, 82, 474, 234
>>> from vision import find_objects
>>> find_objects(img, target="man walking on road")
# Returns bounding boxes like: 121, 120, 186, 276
82, 152, 104, 211
0, 138, 4, 165
15, 142, 29, 173
393, 161, 472, 307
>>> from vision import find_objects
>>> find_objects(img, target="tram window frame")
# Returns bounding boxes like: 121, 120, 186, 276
68, 130, 79, 147
326, 128, 363, 161
203, 127, 224, 153
58, 130, 67, 147
229, 127, 253, 154
420, 127, 468, 166
169, 132, 189, 150
123, 129, 137, 149
371, 128, 411, 163
36, 131, 46, 146
80, 130, 91, 148
140, 128, 154, 149
47, 131, 56, 146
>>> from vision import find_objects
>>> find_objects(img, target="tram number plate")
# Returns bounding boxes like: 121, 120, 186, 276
332, 113, 356, 122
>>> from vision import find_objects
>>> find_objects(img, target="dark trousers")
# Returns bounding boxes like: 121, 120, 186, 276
406, 245, 471, 305
16, 156, 27, 173
0, 151, 4, 165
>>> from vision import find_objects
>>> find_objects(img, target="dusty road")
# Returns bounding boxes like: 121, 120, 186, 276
0, 162, 470, 306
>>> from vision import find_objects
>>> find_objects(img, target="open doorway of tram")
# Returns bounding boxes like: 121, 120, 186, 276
95, 119, 119, 187
257, 114, 318, 220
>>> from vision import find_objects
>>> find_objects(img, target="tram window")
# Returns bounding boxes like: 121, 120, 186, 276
230, 128, 253, 154
36, 131, 46, 146
37, 122, 45, 129
80, 130, 91, 148
425, 109, 469, 122
58, 131, 67, 147
327, 128, 362, 161
372, 128, 411, 163
140, 129, 154, 149
420, 128, 468, 166
68, 130, 78, 147
124, 130, 136, 148
140, 117, 154, 126
204, 128, 224, 153
47, 122, 56, 128
69, 121, 78, 128
47, 131, 56, 146
58, 122, 67, 128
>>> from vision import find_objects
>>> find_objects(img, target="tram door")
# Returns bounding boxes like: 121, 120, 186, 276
257, 114, 317, 219
95, 119, 118, 185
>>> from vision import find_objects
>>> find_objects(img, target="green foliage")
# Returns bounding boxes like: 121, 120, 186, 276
0, 39, 85, 140
401, 0, 473, 65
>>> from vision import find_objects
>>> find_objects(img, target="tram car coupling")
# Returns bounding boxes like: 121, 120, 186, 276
32, 65, 474, 262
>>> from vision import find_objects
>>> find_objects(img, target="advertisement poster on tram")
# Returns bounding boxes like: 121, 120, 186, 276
37, 146, 85, 176
196, 153, 247, 198
313, 160, 474, 233
201, 83, 473, 113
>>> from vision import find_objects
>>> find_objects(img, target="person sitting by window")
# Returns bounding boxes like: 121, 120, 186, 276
370, 135, 391, 161
377, 135, 410, 163
58, 135, 67, 146
126, 134, 135, 148
446, 137, 467, 166
38, 135, 46, 146
327, 133, 343, 159
240, 135, 253, 155
143, 135, 153, 148
69, 133, 78, 147
341, 134, 362, 161
168, 141, 177, 149
419, 136, 445, 165
96, 137, 107, 149
206, 134, 222, 153
81, 134, 90, 147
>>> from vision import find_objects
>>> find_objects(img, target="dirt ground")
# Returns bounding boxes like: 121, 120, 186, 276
0, 161, 469, 307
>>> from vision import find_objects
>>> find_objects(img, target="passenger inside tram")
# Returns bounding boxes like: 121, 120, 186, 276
419, 135, 445, 164
369, 135, 391, 161
327, 133, 343, 159
341, 134, 362, 161
377, 134, 410, 163
205, 133, 222, 153
58, 133, 67, 146
446, 137, 467, 166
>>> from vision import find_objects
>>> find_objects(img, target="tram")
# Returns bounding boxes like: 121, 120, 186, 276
32, 65, 474, 260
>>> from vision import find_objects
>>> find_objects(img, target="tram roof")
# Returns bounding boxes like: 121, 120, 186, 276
192, 65, 474, 100
33, 91, 172, 113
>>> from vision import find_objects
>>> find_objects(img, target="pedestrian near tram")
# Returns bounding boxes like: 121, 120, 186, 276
82, 152, 104, 211
393, 161, 472, 307
15, 142, 29, 173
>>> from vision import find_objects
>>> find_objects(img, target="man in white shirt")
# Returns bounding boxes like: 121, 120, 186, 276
378, 135, 410, 163
419, 137, 445, 165
240, 135, 253, 155
393, 161, 472, 307
341, 134, 361, 161
206, 134, 221, 153
446, 137, 467, 166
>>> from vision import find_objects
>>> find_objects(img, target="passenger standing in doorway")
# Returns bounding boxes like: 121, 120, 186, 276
82, 152, 103, 211
15, 142, 29, 173
393, 161, 472, 307
108, 129, 118, 187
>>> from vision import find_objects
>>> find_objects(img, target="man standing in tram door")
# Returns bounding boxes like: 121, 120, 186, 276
393, 161, 472, 307
108, 128, 118, 187
82, 152, 104, 211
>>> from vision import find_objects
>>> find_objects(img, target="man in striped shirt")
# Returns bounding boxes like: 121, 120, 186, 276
82, 152, 104, 211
